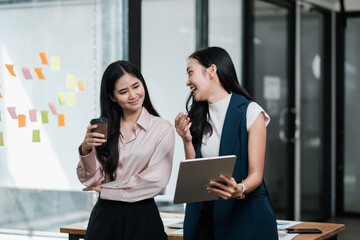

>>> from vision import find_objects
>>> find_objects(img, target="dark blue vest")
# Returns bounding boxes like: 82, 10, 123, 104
183, 93, 278, 240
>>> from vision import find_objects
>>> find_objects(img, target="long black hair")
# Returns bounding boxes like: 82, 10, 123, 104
186, 46, 252, 147
96, 60, 159, 181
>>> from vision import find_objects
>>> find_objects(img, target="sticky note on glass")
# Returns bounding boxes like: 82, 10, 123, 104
34, 68, 45, 80
0, 132, 4, 146
41, 110, 49, 123
58, 114, 65, 126
67, 92, 76, 106
76, 79, 85, 92
22, 67, 33, 79
5, 64, 16, 77
39, 52, 48, 65
51, 56, 60, 71
48, 103, 57, 115
0, 92, 2, 98
18, 114, 26, 127
66, 74, 76, 89
7, 107, 17, 119
58, 92, 66, 105
32, 130, 40, 142
29, 109, 37, 122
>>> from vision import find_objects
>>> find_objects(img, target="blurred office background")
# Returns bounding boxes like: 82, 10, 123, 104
0, 0, 359, 239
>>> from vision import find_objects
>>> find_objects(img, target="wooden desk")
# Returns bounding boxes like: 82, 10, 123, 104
290, 221, 345, 240
60, 214, 345, 240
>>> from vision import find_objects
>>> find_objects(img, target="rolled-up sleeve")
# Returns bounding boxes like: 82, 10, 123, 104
100, 125, 175, 202
76, 146, 104, 187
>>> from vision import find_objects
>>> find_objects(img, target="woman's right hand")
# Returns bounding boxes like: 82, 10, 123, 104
81, 125, 107, 155
175, 112, 192, 143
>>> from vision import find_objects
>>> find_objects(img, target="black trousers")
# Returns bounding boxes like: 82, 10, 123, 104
194, 201, 215, 240
85, 197, 167, 240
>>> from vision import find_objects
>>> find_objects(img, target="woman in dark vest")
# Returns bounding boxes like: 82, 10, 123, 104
175, 47, 278, 240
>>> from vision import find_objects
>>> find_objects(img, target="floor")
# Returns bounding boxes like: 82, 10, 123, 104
325, 216, 360, 240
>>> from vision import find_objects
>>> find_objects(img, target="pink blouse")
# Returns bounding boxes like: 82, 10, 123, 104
77, 108, 175, 202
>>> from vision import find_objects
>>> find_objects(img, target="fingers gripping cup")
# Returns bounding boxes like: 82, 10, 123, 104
90, 117, 108, 140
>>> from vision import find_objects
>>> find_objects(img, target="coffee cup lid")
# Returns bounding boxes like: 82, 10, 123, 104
90, 117, 108, 124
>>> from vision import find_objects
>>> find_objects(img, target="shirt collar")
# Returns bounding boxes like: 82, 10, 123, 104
135, 107, 151, 131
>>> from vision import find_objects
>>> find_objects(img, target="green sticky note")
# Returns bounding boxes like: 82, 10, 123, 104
58, 92, 66, 105
51, 56, 60, 71
67, 92, 76, 106
32, 130, 40, 142
0, 132, 4, 146
66, 74, 76, 89
41, 111, 49, 123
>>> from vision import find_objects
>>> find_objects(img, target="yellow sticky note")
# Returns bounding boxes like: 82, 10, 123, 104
76, 79, 85, 92
67, 92, 76, 106
32, 130, 40, 142
39, 52, 48, 65
51, 57, 60, 71
66, 74, 76, 89
58, 92, 66, 105
41, 111, 49, 123
5, 64, 16, 77
0, 132, 4, 146
18, 114, 26, 127
58, 114, 65, 127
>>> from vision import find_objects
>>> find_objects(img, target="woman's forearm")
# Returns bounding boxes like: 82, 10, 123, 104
183, 140, 196, 159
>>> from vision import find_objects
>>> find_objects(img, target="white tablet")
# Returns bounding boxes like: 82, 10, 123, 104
173, 155, 237, 204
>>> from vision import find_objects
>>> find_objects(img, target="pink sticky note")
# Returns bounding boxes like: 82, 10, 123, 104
7, 107, 17, 119
29, 109, 37, 122
48, 103, 57, 115
22, 67, 33, 79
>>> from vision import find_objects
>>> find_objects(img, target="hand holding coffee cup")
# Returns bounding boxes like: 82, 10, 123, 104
81, 117, 108, 155
90, 117, 108, 140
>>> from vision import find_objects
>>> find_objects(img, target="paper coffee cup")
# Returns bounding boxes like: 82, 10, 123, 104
90, 117, 108, 139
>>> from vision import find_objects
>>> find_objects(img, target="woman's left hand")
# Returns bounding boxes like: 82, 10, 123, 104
207, 175, 240, 200
82, 184, 102, 193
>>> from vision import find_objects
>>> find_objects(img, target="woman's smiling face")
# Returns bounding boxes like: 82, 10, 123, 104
186, 58, 213, 102
110, 72, 145, 114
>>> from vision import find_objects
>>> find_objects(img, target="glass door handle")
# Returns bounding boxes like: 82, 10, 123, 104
279, 108, 296, 143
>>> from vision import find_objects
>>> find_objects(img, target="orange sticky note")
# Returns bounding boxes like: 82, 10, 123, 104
5, 64, 16, 77
34, 68, 45, 79
18, 114, 26, 127
58, 114, 65, 127
76, 79, 85, 92
0, 92, 2, 98
39, 52, 48, 65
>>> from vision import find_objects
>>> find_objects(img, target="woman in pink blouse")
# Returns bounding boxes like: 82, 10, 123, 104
77, 60, 175, 240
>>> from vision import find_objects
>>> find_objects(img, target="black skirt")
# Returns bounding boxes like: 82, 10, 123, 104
85, 197, 167, 240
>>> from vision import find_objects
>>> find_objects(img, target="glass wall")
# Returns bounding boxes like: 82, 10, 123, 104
252, 0, 290, 219
209, 0, 242, 83
0, 0, 122, 234
141, 0, 195, 205
344, 17, 360, 213
300, 7, 328, 220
